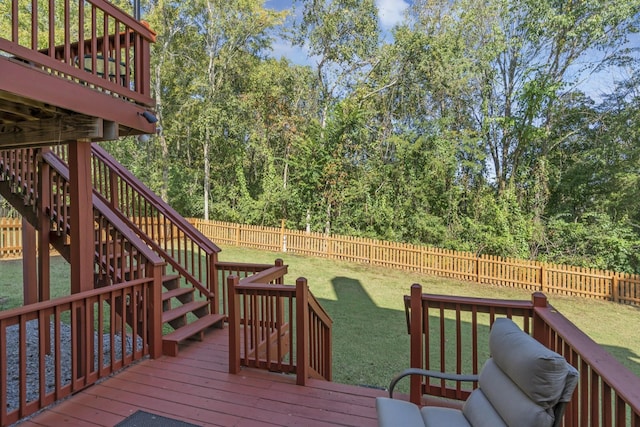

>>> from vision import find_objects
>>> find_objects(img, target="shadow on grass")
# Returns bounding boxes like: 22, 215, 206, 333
601, 344, 640, 378
316, 276, 640, 392
315, 276, 410, 390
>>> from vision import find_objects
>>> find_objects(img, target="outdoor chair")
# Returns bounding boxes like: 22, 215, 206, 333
376, 318, 579, 427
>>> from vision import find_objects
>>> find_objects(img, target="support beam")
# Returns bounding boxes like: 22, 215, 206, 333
68, 140, 94, 379
68, 140, 94, 294
0, 116, 103, 147
38, 151, 52, 355
22, 218, 38, 305
38, 150, 51, 303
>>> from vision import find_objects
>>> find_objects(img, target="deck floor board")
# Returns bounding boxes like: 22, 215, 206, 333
23, 326, 383, 426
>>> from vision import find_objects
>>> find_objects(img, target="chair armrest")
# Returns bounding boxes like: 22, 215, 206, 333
388, 368, 479, 398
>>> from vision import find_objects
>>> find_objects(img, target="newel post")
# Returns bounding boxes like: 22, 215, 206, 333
227, 275, 241, 374
209, 252, 218, 314
148, 262, 163, 358
409, 283, 423, 405
275, 259, 284, 284
296, 277, 309, 386
531, 292, 549, 347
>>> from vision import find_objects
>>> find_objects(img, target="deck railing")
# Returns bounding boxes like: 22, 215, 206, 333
1, 0, 155, 105
406, 284, 640, 426
226, 265, 332, 385
0, 275, 161, 426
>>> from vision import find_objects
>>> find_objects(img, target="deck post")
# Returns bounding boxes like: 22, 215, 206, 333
68, 139, 94, 378
37, 150, 52, 354
148, 262, 163, 358
21, 218, 38, 305
68, 140, 94, 293
409, 283, 423, 405
532, 292, 549, 347
296, 277, 309, 386
209, 252, 218, 315
227, 275, 241, 374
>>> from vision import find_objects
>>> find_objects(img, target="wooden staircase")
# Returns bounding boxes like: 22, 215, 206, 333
160, 274, 224, 356
0, 147, 224, 356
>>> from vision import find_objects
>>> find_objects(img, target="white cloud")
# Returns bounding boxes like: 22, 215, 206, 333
376, 0, 409, 30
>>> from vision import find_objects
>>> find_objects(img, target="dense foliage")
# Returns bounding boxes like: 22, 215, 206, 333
103, 0, 640, 273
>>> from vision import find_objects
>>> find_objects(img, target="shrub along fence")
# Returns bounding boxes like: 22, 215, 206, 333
2, 217, 639, 306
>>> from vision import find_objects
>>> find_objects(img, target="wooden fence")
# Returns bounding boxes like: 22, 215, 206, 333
190, 219, 640, 307
0, 218, 22, 259
3, 217, 640, 306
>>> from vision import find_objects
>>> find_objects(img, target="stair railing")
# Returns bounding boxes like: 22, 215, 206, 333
0, 147, 165, 293
89, 144, 222, 311
227, 268, 332, 385
42, 150, 165, 288
0, 148, 37, 205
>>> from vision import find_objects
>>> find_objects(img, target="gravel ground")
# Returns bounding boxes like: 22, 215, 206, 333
5, 320, 141, 411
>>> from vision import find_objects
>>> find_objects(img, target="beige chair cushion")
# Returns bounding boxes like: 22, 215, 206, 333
461, 387, 507, 427
489, 318, 569, 408
376, 397, 424, 427
421, 406, 471, 427
474, 359, 555, 427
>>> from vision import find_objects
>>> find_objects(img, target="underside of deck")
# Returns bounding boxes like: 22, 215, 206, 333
18, 325, 384, 427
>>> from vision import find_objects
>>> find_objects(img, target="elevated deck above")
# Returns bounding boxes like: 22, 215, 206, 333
0, 0, 157, 149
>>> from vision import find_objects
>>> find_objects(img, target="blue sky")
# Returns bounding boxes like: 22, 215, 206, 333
262, 0, 637, 101
264, 0, 411, 65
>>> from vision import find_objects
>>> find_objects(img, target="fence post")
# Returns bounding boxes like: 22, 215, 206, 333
540, 264, 547, 293
235, 223, 240, 246
612, 273, 619, 303
227, 275, 241, 374
296, 277, 309, 386
409, 283, 423, 405
280, 219, 287, 252
476, 254, 481, 284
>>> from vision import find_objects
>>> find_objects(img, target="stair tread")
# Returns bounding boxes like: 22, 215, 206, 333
162, 274, 181, 283
162, 286, 194, 301
162, 300, 209, 323
163, 313, 225, 343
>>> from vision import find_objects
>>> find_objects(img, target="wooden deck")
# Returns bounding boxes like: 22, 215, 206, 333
18, 326, 384, 427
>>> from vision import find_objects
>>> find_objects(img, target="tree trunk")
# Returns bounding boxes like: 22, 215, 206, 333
204, 127, 210, 220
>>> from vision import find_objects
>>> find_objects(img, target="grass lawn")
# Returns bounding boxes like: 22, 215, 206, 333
2, 246, 639, 393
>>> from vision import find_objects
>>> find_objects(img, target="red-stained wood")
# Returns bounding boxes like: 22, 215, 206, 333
21, 219, 37, 304
25, 326, 383, 427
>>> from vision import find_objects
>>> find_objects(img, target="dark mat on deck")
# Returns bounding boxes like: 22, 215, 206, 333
114, 410, 200, 427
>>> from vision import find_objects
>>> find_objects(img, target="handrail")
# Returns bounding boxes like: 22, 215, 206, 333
216, 260, 285, 315
301, 280, 333, 383
406, 284, 640, 426
89, 144, 220, 309
2, 0, 155, 105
